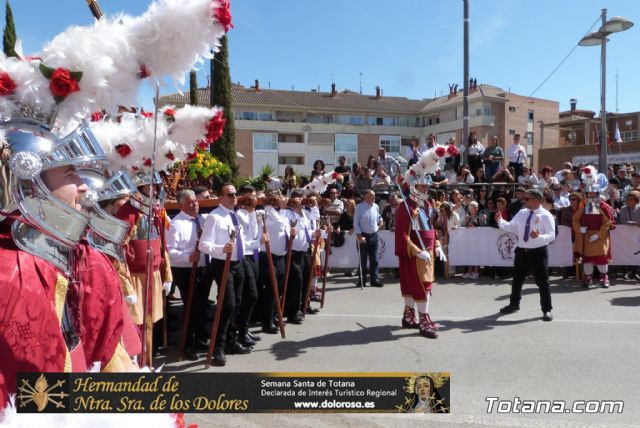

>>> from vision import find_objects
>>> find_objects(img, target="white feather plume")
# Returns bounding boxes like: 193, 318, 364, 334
124, 0, 226, 85
168, 104, 225, 159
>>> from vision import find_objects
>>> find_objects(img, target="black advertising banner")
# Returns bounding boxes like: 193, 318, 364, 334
17, 372, 450, 413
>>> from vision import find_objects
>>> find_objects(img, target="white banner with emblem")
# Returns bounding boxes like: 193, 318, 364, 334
448, 226, 574, 267
321, 225, 640, 268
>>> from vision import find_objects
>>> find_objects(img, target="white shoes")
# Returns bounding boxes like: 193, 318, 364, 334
463, 272, 479, 279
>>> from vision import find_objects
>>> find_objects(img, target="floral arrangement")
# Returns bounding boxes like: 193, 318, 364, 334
185, 149, 231, 181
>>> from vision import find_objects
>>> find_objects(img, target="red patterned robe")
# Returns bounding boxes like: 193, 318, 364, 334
0, 227, 71, 408
395, 198, 437, 301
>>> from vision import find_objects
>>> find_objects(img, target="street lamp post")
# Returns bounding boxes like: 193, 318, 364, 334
579, 9, 633, 172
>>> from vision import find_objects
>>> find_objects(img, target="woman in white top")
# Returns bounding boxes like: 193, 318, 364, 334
467, 131, 485, 177
439, 202, 460, 231
537, 166, 558, 189
517, 166, 539, 187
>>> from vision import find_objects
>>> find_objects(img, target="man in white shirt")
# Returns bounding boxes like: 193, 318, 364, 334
256, 190, 296, 333
281, 189, 320, 323
235, 185, 266, 348
167, 189, 213, 361
264, 174, 282, 191
199, 183, 251, 366
496, 189, 556, 321
507, 133, 528, 179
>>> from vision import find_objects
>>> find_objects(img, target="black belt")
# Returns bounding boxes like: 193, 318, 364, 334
361, 232, 378, 237
517, 246, 545, 252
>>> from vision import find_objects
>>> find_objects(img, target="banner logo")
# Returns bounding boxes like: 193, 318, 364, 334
18, 374, 67, 412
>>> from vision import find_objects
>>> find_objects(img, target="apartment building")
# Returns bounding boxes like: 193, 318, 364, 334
538, 100, 640, 170
158, 81, 559, 177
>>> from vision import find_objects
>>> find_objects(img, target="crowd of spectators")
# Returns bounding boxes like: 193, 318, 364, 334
192, 133, 640, 281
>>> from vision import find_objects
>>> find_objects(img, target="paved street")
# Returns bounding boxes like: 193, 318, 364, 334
165, 271, 640, 427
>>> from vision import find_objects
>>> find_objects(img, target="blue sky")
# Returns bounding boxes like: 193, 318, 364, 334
6, 0, 640, 113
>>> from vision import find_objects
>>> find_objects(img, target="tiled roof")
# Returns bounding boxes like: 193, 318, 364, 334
158, 84, 519, 114
159, 85, 430, 113
419, 85, 508, 112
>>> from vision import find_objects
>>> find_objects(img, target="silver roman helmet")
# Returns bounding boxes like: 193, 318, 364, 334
78, 169, 136, 261
2, 118, 106, 247
131, 170, 164, 208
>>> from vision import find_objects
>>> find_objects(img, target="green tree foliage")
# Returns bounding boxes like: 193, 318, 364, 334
3, 1, 18, 58
189, 69, 198, 106
209, 36, 237, 178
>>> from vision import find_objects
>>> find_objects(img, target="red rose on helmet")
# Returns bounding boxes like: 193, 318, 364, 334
49, 68, 81, 98
446, 145, 458, 156
165, 152, 175, 161
409, 169, 416, 176
206, 111, 226, 143
214, 0, 234, 33
583, 167, 592, 174
138, 64, 151, 79
90, 111, 104, 122
143, 158, 152, 167
140, 111, 153, 119
435, 147, 446, 157
0, 72, 16, 96
115, 144, 132, 158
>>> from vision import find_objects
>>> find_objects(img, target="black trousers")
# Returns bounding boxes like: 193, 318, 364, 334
171, 266, 214, 347
238, 256, 259, 333
510, 246, 552, 312
468, 155, 483, 177
360, 232, 379, 284
287, 250, 310, 318
257, 252, 285, 325
210, 258, 244, 348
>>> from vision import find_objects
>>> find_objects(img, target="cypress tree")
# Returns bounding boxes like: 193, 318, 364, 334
209, 35, 237, 178
3, 0, 18, 58
189, 69, 198, 106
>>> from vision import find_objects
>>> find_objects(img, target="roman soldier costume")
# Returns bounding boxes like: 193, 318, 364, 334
573, 167, 616, 288
395, 145, 454, 338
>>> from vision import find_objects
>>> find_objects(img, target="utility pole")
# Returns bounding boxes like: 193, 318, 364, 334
462, 0, 470, 165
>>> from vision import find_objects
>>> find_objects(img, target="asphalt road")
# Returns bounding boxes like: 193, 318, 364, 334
163, 270, 640, 428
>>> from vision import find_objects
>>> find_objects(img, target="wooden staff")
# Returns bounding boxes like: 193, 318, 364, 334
280, 219, 297, 309
302, 231, 322, 317
258, 213, 286, 338
177, 220, 203, 361
205, 228, 236, 369
443, 228, 450, 280
87, 0, 104, 19
320, 225, 332, 309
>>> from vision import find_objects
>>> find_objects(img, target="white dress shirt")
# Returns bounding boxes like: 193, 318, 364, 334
467, 142, 485, 156
167, 210, 207, 268
236, 208, 260, 257
266, 177, 282, 190
498, 206, 556, 249
518, 173, 539, 186
507, 143, 528, 164
199, 205, 245, 261
282, 208, 313, 251
259, 206, 290, 256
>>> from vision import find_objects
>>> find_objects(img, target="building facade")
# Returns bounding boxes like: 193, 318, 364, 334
159, 82, 559, 177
